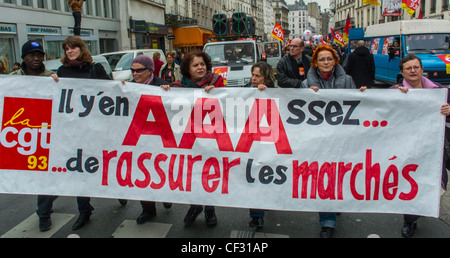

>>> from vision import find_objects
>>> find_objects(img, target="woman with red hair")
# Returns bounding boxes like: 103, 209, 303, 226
302, 45, 366, 92
302, 44, 366, 238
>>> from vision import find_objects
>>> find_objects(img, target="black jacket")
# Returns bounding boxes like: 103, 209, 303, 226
276, 54, 311, 88
57, 62, 110, 80
344, 46, 375, 88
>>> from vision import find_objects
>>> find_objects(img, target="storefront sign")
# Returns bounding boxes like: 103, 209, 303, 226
0, 23, 16, 34
27, 25, 61, 35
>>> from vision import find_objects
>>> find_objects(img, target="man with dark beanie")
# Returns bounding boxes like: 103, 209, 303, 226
10, 40, 58, 232
10, 40, 58, 81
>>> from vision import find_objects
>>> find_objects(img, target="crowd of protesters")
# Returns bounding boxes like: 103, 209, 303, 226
3, 33, 449, 238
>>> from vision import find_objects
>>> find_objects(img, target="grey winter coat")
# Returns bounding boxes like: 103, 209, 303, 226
301, 64, 356, 89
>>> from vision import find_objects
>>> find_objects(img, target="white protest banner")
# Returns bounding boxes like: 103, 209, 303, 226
0, 75, 446, 217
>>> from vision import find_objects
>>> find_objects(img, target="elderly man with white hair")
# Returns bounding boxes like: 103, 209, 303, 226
276, 38, 312, 88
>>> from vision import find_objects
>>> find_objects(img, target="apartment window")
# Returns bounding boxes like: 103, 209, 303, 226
110, 0, 117, 19
443, 0, 449, 11
95, 0, 101, 16
103, 0, 108, 18
430, 0, 436, 13
37, 0, 45, 8
21, 0, 31, 6
85, 0, 92, 15
3, 0, 13, 4
51, 0, 59, 10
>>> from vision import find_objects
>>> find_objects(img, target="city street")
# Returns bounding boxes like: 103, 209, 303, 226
1, 0, 449, 247
0, 80, 449, 240
1, 191, 450, 239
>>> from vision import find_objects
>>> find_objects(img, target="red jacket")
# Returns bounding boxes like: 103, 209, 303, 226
153, 58, 164, 78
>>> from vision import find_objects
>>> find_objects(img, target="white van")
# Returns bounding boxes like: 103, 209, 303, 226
204, 40, 260, 87
260, 41, 282, 75
101, 49, 167, 81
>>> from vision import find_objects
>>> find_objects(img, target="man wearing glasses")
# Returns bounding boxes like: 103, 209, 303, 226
276, 38, 312, 88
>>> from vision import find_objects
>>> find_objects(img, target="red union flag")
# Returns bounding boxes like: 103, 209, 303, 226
0, 97, 52, 171
271, 22, 285, 42
330, 28, 345, 47
213, 66, 229, 85
402, 0, 421, 15
343, 13, 351, 43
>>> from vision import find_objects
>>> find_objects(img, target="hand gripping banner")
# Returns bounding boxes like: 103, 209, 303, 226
0, 75, 446, 217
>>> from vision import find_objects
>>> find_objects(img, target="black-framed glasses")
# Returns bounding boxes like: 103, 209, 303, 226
131, 68, 148, 73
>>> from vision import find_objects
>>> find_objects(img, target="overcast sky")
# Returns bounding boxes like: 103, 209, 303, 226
285, 0, 330, 10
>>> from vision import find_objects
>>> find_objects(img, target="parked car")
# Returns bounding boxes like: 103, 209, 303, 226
100, 49, 167, 81
43, 55, 113, 79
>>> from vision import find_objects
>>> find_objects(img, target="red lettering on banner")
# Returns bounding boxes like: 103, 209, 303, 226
179, 98, 234, 151
222, 157, 241, 194
365, 149, 380, 200
399, 164, 419, 200
169, 154, 184, 191
202, 157, 221, 193
337, 162, 352, 200
292, 161, 318, 199
102, 150, 117, 185
102, 150, 238, 195
187, 155, 202, 192
292, 149, 419, 201
350, 163, 364, 200
152, 154, 168, 189
122, 95, 177, 148
122, 95, 291, 155
136, 152, 152, 188
382, 164, 398, 200
235, 99, 292, 154
117, 152, 133, 187
318, 162, 336, 200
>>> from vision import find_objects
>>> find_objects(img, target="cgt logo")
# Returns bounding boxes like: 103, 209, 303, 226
0, 97, 52, 171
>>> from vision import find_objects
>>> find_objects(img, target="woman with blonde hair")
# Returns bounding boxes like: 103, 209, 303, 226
68, 0, 85, 36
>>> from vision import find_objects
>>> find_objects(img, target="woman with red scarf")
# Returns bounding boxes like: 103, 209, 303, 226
164, 50, 224, 226
169, 50, 224, 91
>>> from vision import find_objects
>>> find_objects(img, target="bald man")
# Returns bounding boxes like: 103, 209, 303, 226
276, 38, 311, 88
344, 40, 375, 88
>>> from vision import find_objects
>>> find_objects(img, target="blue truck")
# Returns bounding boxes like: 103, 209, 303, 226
348, 20, 450, 85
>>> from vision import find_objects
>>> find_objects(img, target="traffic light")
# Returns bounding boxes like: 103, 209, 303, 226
230, 12, 247, 36
212, 13, 229, 37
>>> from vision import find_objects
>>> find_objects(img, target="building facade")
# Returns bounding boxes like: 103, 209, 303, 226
127, 0, 168, 51
0, 0, 121, 71
335, 0, 450, 32
0, 0, 174, 71
272, 0, 290, 38
263, 0, 275, 40
288, 0, 310, 40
